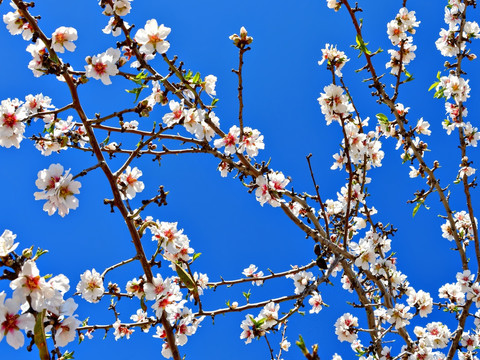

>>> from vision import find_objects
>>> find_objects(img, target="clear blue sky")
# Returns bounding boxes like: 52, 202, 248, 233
0, 0, 479, 359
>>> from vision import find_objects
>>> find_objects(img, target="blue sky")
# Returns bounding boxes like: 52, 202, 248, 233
0, 0, 479, 359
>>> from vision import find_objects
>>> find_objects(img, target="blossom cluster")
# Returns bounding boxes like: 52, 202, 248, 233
0, 231, 81, 350
441, 210, 477, 245
148, 221, 195, 264
255, 171, 289, 207
318, 44, 349, 77
436, 0, 480, 58
385, 8, 420, 75
240, 301, 280, 344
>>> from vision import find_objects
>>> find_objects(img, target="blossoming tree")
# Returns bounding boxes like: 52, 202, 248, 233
0, 0, 479, 359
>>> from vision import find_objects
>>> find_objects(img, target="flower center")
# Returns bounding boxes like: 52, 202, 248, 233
3, 113, 17, 128
94, 62, 108, 75
2, 313, 19, 334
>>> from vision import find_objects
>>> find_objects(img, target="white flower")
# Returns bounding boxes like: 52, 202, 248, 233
240, 315, 255, 344
134, 19, 171, 55
335, 313, 358, 343
0, 100, 26, 148
76, 269, 104, 303
51, 27, 78, 53
54, 316, 81, 347
34, 164, 81, 217
0, 294, 35, 349
85, 48, 121, 85
214, 125, 240, 155
308, 291, 323, 314
238, 127, 265, 157
286, 270, 314, 295
318, 44, 349, 77
0, 230, 18, 257
117, 166, 145, 200
102, 17, 126, 37
280, 339, 291, 351
259, 301, 279, 328
162, 100, 185, 127
113, 319, 134, 340
113, 0, 132, 16
10, 260, 54, 311
386, 303, 413, 329
203, 75, 217, 96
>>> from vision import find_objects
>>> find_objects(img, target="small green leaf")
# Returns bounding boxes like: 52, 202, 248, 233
428, 81, 439, 92
131, 70, 148, 85
192, 72, 201, 84
211, 98, 219, 107
185, 70, 193, 80
126, 85, 148, 103
296, 335, 308, 355
192, 253, 202, 262
242, 289, 251, 303
100, 135, 110, 147
412, 200, 429, 217
62, 351, 75, 360
376, 113, 389, 124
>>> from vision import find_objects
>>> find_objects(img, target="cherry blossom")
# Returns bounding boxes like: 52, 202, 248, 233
134, 19, 171, 55
334, 313, 358, 343
0, 99, 26, 148
238, 127, 265, 157
34, 163, 81, 217
203, 75, 217, 96
117, 166, 145, 200
0, 230, 18, 257
318, 44, 349, 77
0, 294, 35, 349
214, 125, 240, 155
76, 269, 105, 303
113, 0, 132, 16
308, 291, 324, 314
85, 47, 121, 85
51, 26, 78, 53
163, 100, 186, 127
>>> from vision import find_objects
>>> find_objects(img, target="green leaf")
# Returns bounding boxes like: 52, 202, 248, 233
192, 253, 202, 262
354, 34, 371, 58
126, 85, 148, 103
412, 201, 422, 217
81, 317, 89, 327
296, 335, 308, 355
412, 200, 430, 217
192, 72, 201, 84
433, 88, 445, 99
100, 135, 109, 147
428, 81, 439, 92
211, 98, 219, 107
242, 289, 251, 303
185, 70, 193, 80
34, 309, 50, 360
131, 70, 148, 85
62, 351, 75, 360
376, 113, 389, 124
175, 264, 196, 290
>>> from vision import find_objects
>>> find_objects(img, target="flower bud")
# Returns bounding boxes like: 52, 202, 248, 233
22, 246, 33, 259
